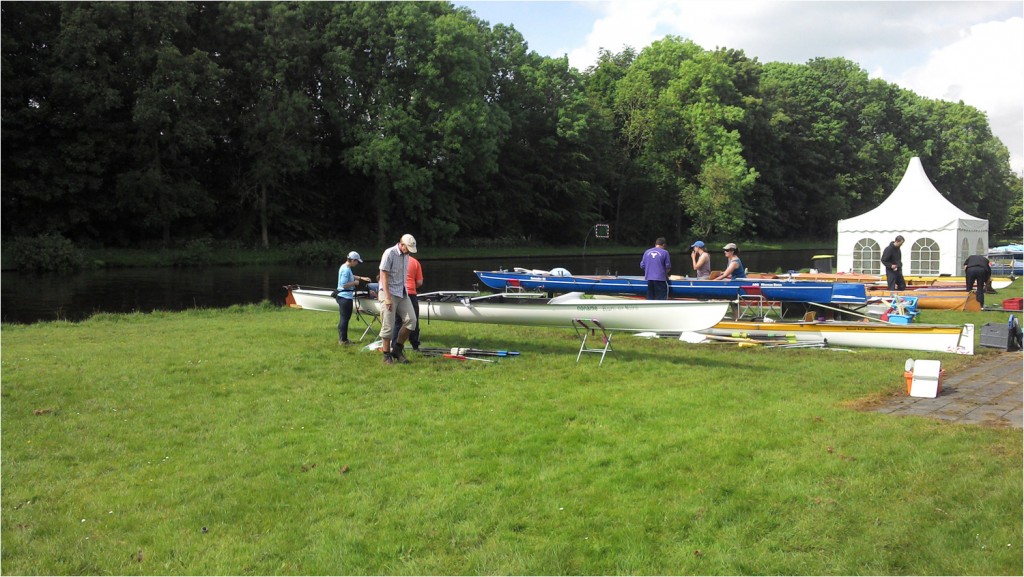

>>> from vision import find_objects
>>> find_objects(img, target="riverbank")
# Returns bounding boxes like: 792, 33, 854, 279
1, 239, 833, 271
2, 304, 1021, 574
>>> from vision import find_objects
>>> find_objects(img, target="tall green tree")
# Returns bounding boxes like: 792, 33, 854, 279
617, 37, 757, 239
321, 2, 505, 245
483, 40, 607, 243
1, 1, 65, 237
218, 2, 325, 248
115, 2, 224, 245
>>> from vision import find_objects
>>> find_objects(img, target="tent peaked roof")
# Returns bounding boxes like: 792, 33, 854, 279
838, 156, 985, 232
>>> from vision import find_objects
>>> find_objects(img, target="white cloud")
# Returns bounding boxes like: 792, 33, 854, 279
896, 17, 1023, 173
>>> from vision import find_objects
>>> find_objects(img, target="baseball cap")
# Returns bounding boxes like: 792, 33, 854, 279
347, 251, 363, 263
401, 234, 418, 253
690, 240, 705, 248
723, 243, 737, 250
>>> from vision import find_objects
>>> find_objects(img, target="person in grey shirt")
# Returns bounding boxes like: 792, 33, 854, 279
378, 234, 419, 364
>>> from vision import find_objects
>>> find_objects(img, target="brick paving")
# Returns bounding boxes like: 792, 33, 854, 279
873, 351, 1023, 428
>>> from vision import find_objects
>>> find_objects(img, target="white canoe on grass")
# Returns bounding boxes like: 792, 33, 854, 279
284, 286, 731, 334
703, 320, 974, 355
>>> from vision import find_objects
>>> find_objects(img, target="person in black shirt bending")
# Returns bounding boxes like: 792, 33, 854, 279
963, 254, 992, 306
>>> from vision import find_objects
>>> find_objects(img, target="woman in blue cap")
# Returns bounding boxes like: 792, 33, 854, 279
336, 251, 371, 345
690, 240, 710, 279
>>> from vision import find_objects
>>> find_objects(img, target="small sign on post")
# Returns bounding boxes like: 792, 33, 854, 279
583, 224, 610, 257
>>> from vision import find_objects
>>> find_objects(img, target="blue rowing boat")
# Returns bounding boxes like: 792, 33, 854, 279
474, 269, 867, 304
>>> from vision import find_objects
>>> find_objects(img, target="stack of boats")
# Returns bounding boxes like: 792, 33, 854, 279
285, 260, 982, 353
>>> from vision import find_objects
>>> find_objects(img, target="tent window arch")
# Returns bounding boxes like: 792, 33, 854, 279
853, 238, 880, 274
975, 238, 985, 256
960, 238, 970, 267
911, 238, 940, 275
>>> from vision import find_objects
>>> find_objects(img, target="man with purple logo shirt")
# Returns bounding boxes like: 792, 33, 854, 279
640, 237, 672, 300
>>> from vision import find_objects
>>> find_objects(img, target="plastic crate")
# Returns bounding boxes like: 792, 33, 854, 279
1002, 298, 1022, 311
979, 323, 1011, 349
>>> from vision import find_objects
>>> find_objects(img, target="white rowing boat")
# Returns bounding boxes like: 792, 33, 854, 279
284, 286, 730, 333
703, 319, 974, 354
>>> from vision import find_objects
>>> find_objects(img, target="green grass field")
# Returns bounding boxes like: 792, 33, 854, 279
2, 299, 1021, 574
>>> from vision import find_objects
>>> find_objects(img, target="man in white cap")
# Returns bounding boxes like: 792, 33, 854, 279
336, 251, 371, 345
378, 234, 419, 364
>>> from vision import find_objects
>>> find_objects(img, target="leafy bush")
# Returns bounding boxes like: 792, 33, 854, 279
7, 234, 85, 274
288, 241, 346, 265
170, 238, 215, 267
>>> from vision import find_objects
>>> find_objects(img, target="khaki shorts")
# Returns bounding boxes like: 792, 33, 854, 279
379, 294, 417, 340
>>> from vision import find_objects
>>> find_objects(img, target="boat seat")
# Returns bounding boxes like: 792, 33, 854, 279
736, 285, 782, 320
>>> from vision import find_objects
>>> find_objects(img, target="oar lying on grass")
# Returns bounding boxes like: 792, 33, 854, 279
417, 350, 496, 363
681, 333, 795, 345
418, 347, 520, 357
442, 353, 495, 363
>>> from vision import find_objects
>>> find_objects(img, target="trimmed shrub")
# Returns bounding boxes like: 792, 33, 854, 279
288, 241, 346, 265
7, 234, 85, 274
170, 238, 215, 267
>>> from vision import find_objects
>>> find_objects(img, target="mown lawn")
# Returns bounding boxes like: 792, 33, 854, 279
1, 302, 1021, 575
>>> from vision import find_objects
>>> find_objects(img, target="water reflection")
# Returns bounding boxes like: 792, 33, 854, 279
1, 249, 826, 324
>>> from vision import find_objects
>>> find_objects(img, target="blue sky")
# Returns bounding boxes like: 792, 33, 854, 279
454, 1, 1023, 175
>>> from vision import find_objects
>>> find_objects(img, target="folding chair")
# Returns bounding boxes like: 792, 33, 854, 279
735, 285, 781, 320
354, 297, 382, 341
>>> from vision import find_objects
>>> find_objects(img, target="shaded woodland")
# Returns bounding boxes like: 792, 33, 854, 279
3, 1, 1020, 249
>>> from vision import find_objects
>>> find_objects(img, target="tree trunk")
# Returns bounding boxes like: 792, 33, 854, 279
374, 176, 389, 246
259, 183, 269, 249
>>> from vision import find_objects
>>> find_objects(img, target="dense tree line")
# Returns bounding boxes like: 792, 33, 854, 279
3, 1, 1020, 249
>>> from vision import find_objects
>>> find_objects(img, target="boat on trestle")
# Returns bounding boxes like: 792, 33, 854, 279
703, 319, 974, 355
284, 286, 731, 334
474, 269, 867, 305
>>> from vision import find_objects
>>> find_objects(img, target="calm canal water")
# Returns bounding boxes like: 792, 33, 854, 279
1, 249, 827, 324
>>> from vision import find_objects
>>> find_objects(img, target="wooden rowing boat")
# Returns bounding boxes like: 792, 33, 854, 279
285, 286, 731, 333
705, 319, 974, 354
774, 272, 1012, 290
865, 288, 981, 311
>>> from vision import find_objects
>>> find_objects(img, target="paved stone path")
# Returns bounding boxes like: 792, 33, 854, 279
873, 351, 1023, 428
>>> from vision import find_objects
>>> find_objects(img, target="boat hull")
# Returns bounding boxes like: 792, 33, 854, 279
865, 289, 981, 311
790, 272, 1012, 290
474, 271, 866, 304
707, 320, 974, 354
285, 286, 730, 333
373, 293, 731, 333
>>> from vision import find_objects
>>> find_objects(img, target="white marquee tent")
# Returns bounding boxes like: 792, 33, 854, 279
836, 157, 988, 276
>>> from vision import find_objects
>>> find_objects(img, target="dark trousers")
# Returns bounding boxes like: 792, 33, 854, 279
885, 268, 906, 291
391, 293, 421, 350
965, 267, 991, 306
336, 297, 354, 343
647, 280, 669, 300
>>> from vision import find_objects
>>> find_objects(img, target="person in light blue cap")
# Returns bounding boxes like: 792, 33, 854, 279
336, 251, 371, 345
690, 240, 710, 279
